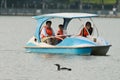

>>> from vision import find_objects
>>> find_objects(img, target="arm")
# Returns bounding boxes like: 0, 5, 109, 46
40, 27, 48, 38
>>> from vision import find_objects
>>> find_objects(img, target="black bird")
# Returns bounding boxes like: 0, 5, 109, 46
54, 64, 72, 71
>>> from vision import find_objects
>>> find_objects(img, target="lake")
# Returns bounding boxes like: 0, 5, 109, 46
0, 16, 120, 80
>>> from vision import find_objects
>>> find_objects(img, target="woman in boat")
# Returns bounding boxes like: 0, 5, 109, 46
40, 21, 55, 45
56, 24, 66, 43
79, 21, 93, 37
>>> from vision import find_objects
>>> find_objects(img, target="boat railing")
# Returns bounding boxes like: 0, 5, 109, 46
90, 18, 99, 38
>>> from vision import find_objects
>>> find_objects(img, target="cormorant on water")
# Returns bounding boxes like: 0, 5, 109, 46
54, 64, 72, 71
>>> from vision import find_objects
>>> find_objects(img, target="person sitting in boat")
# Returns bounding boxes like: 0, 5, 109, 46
79, 21, 93, 37
56, 24, 66, 43
40, 21, 55, 45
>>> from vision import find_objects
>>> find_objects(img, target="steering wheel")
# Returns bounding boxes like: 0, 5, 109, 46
41, 36, 64, 43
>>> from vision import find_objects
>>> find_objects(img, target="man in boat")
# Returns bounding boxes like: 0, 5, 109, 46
56, 24, 66, 43
40, 21, 55, 45
79, 21, 93, 37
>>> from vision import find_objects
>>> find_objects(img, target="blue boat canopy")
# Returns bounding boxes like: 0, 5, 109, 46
33, 13, 98, 42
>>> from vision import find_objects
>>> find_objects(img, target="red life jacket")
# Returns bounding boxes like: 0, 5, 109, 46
46, 27, 53, 36
56, 29, 66, 40
41, 26, 53, 38
57, 29, 63, 35
80, 27, 89, 37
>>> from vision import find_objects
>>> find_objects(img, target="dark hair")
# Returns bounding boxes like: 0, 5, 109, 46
59, 24, 63, 28
46, 21, 52, 24
85, 21, 91, 27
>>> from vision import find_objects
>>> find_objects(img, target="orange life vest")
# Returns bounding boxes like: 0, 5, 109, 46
80, 27, 89, 37
41, 26, 53, 38
56, 29, 66, 41
46, 27, 53, 36
57, 29, 63, 35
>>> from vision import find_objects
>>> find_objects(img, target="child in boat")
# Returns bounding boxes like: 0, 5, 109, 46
56, 24, 66, 43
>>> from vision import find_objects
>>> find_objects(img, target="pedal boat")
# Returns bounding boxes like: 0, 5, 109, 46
25, 13, 111, 55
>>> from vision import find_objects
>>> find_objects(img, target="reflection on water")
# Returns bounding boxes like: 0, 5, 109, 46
0, 16, 120, 80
